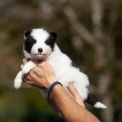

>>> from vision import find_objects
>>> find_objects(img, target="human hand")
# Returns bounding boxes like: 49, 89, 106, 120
21, 58, 85, 111
21, 58, 56, 91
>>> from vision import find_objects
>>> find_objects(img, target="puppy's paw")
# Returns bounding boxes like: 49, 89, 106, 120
14, 78, 22, 89
22, 61, 37, 75
22, 67, 30, 75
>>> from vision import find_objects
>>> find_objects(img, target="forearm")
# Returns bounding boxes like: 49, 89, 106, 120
51, 84, 101, 122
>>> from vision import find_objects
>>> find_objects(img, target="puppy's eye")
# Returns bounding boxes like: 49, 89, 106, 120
25, 37, 36, 45
30, 39, 36, 44
45, 39, 50, 45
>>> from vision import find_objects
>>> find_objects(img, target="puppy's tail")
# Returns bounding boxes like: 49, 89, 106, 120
85, 93, 107, 109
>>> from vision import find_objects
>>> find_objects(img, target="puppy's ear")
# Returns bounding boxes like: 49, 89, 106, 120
24, 31, 31, 39
50, 32, 57, 41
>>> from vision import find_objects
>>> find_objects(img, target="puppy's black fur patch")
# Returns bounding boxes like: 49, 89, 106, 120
24, 35, 36, 53
45, 32, 57, 51
25, 31, 31, 37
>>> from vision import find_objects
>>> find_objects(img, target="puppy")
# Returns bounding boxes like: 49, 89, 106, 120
14, 28, 107, 109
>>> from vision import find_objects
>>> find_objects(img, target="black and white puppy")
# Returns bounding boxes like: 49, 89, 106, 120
14, 28, 107, 109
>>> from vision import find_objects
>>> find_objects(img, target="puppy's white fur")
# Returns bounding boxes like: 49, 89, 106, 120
14, 28, 106, 109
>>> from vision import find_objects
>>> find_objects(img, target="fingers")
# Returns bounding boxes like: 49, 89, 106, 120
23, 71, 40, 88
30, 67, 43, 76
21, 58, 42, 88
20, 58, 30, 70
68, 83, 80, 100
20, 64, 23, 69
67, 83, 85, 108
24, 69, 40, 83
23, 58, 30, 65
22, 60, 56, 90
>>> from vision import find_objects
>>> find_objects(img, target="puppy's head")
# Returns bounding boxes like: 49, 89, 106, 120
23, 28, 57, 60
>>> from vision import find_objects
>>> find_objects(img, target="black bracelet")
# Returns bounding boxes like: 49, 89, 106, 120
48, 81, 63, 101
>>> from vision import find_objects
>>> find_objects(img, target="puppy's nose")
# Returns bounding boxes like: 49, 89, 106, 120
38, 48, 43, 53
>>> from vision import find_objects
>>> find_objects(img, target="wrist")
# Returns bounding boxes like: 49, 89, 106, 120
47, 81, 63, 100
45, 76, 56, 91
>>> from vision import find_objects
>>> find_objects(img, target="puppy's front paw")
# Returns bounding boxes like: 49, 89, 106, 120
22, 61, 36, 75
14, 71, 23, 89
14, 78, 22, 89
22, 67, 30, 75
